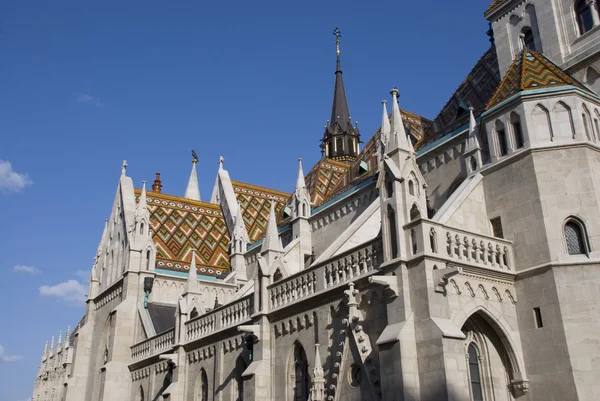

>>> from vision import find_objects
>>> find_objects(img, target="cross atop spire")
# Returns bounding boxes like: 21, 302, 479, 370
333, 27, 342, 68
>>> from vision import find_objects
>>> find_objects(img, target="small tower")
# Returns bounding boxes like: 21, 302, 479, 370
321, 27, 360, 163
463, 107, 482, 175
230, 204, 250, 284
289, 158, 312, 261
184, 150, 201, 201
378, 88, 429, 261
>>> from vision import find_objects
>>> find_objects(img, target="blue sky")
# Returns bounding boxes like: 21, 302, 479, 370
0, 0, 492, 399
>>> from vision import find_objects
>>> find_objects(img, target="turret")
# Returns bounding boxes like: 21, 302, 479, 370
289, 158, 312, 261
378, 88, 429, 261
230, 205, 249, 284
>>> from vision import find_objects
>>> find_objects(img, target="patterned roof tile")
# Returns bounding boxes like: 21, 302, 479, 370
305, 159, 350, 207
232, 181, 290, 242
136, 190, 231, 277
486, 49, 592, 110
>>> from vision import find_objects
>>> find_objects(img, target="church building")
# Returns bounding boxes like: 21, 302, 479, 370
31, 1, 600, 400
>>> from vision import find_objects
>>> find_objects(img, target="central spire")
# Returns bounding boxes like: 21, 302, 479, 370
330, 27, 350, 130
321, 27, 360, 163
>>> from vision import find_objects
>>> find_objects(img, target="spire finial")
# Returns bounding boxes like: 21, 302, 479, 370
519, 33, 527, 51
152, 173, 162, 193
50, 336, 55, 353
138, 180, 148, 212
296, 158, 306, 189
219, 156, 224, 171
333, 27, 341, 56
185, 153, 201, 201
65, 326, 71, 343
465, 107, 481, 152
58, 331, 63, 347
262, 202, 283, 254
388, 88, 410, 152
121, 160, 128, 176
186, 248, 199, 294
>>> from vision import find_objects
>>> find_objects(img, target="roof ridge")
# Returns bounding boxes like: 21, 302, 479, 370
134, 189, 222, 210
231, 180, 290, 198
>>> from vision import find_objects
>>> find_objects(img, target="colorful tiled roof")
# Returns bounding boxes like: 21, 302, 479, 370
402, 109, 433, 147
136, 190, 231, 277
486, 49, 592, 110
420, 47, 500, 148
232, 181, 290, 242
486, 0, 505, 13
325, 131, 380, 201
305, 158, 350, 207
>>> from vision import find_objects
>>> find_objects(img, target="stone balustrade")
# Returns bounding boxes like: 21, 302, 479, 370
269, 239, 383, 310
130, 329, 174, 362
410, 220, 514, 271
186, 295, 253, 342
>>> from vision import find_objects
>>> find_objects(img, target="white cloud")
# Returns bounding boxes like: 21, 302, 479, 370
74, 270, 89, 280
40, 280, 87, 305
76, 93, 100, 106
0, 160, 32, 193
0, 344, 21, 363
13, 265, 40, 275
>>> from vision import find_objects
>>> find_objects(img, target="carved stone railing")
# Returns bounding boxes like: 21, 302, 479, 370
130, 328, 174, 362
269, 238, 383, 310
185, 295, 253, 342
409, 220, 514, 271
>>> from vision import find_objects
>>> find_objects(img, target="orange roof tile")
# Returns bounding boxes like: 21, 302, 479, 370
486, 49, 592, 110
136, 190, 231, 277
231, 181, 290, 242
305, 158, 350, 207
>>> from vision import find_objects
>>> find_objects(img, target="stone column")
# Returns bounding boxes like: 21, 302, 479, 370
587, 0, 600, 27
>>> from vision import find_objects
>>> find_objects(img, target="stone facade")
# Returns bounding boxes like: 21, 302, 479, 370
31, 1, 600, 400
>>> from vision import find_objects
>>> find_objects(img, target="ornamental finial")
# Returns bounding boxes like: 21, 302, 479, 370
333, 27, 341, 56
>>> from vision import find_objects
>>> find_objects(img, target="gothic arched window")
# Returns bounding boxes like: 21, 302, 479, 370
468, 344, 484, 401
146, 250, 151, 270
336, 137, 343, 153
576, 0, 596, 35
292, 343, 309, 401
408, 180, 415, 196
522, 27, 536, 51
495, 120, 508, 156
387, 205, 398, 259
410, 204, 421, 221
190, 308, 199, 319
565, 218, 588, 255
140, 222, 145, 236
197, 368, 208, 401
510, 112, 525, 149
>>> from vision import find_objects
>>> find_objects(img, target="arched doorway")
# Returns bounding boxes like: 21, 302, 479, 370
288, 342, 309, 401
461, 312, 521, 401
